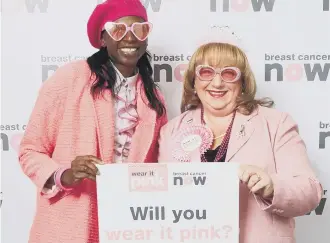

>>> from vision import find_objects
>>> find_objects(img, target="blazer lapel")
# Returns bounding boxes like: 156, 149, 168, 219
225, 109, 258, 161
185, 107, 258, 162
185, 108, 203, 163
92, 89, 115, 163
127, 77, 157, 163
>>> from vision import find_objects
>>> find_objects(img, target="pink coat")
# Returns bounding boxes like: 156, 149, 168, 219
18, 60, 168, 243
158, 106, 322, 243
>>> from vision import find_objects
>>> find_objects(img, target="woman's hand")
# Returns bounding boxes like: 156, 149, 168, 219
238, 164, 274, 200
61, 155, 104, 187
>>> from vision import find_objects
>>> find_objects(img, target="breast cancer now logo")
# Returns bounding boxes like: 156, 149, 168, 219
324, 0, 329, 11
209, 0, 276, 12
306, 190, 327, 216
173, 173, 207, 186
319, 121, 330, 149
1, 124, 26, 153
1, 132, 23, 153
128, 165, 168, 192
41, 53, 190, 83
264, 53, 329, 82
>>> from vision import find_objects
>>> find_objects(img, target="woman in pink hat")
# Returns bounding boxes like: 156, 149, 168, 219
18, 0, 167, 242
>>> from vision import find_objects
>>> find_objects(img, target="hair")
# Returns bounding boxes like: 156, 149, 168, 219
181, 42, 274, 115
86, 46, 165, 117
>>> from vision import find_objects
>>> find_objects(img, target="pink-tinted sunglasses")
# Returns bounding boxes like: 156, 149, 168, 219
103, 21, 153, 41
195, 65, 241, 82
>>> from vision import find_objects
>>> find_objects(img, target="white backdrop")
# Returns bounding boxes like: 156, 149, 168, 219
1, 0, 329, 242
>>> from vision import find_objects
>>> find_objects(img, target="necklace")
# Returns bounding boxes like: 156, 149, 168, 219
201, 108, 236, 162
213, 133, 225, 140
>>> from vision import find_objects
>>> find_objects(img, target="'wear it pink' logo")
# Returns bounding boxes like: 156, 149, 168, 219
128, 164, 168, 192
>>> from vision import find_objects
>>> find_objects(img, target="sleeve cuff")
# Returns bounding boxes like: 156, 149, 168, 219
253, 193, 273, 209
41, 184, 61, 198
40, 166, 72, 199
253, 173, 287, 215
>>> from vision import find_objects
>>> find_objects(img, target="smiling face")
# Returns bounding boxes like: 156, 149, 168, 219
183, 43, 249, 116
195, 63, 242, 114
101, 16, 150, 70
195, 65, 242, 115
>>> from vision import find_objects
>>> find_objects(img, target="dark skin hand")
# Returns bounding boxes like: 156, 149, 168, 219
45, 155, 104, 189
61, 155, 104, 186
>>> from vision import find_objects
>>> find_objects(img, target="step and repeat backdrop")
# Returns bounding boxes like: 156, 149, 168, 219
1, 0, 329, 242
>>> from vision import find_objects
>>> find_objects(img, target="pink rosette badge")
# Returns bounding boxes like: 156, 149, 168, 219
171, 125, 213, 162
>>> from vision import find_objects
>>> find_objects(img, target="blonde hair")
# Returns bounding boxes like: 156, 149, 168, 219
181, 42, 274, 115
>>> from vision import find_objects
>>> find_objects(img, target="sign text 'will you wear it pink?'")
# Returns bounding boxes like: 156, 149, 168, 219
105, 225, 234, 241
97, 163, 239, 243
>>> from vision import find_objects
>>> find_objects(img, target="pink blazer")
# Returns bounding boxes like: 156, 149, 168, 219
158, 106, 322, 243
18, 60, 167, 243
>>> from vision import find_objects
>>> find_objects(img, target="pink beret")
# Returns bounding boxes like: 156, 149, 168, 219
87, 0, 148, 49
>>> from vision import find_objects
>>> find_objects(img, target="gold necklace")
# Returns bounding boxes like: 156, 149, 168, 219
213, 133, 225, 140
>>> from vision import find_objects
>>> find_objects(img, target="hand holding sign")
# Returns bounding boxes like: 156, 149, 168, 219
238, 164, 274, 199
62, 155, 104, 186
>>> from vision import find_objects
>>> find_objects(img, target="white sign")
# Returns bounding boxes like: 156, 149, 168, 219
96, 163, 240, 243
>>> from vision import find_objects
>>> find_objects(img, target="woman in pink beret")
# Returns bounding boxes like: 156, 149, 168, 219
158, 28, 323, 243
18, 0, 167, 242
